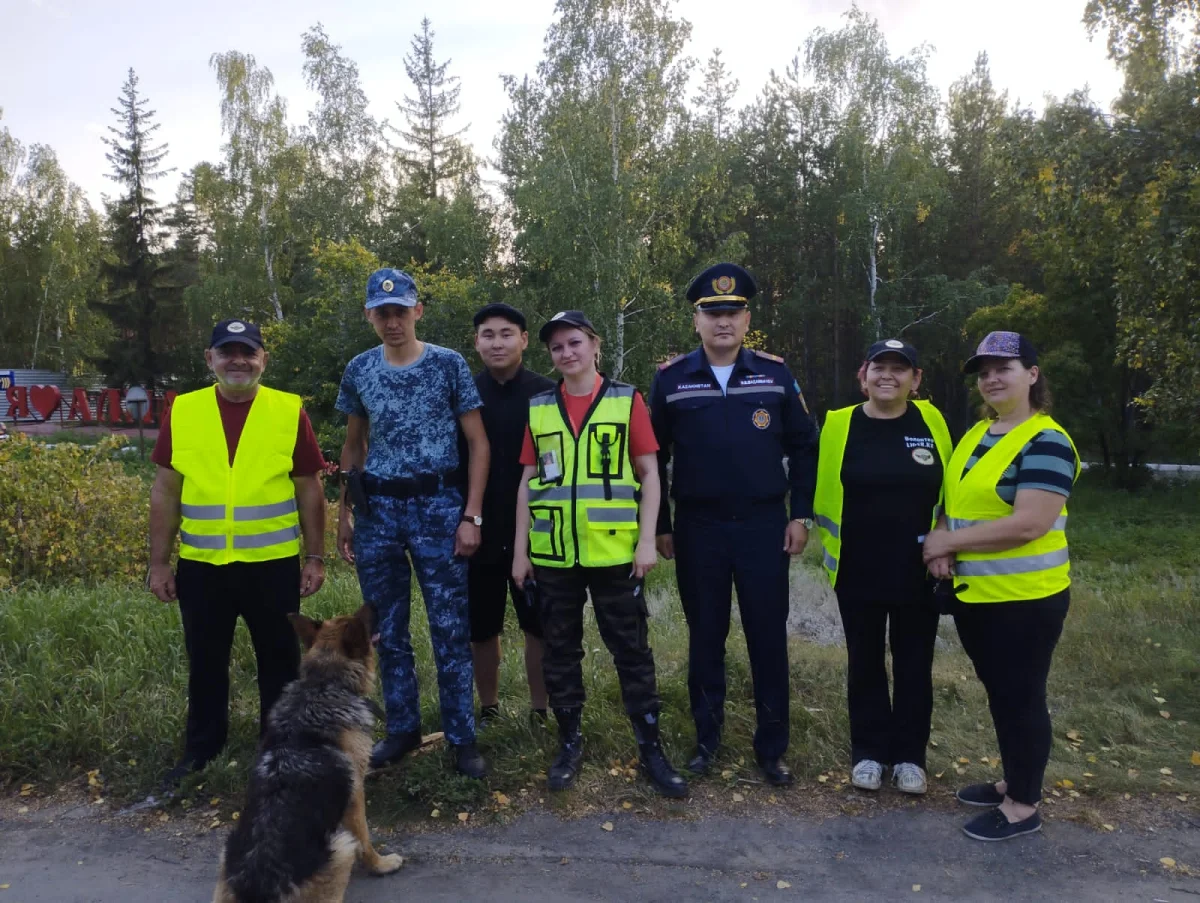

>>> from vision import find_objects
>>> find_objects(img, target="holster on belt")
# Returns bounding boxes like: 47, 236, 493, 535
344, 467, 371, 517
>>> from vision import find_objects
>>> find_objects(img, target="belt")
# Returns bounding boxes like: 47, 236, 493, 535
363, 470, 464, 499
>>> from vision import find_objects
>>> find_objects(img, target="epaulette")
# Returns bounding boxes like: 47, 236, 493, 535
657, 354, 687, 370
752, 349, 785, 364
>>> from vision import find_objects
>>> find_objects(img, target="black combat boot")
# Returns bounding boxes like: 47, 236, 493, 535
548, 707, 584, 791
631, 712, 688, 799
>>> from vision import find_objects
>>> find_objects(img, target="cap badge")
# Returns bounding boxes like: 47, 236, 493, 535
227, 321, 246, 333
551, 311, 566, 321
885, 339, 903, 348
751, 408, 771, 430
381, 279, 395, 293
712, 275, 735, 295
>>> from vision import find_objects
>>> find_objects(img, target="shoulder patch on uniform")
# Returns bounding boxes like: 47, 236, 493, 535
752, 349, 785, 364
657, 354, 687, 370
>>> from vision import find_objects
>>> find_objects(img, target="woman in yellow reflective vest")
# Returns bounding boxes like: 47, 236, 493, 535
923, 331, 1080, 842
512, 310, 687, 798
814, 339, 951, 798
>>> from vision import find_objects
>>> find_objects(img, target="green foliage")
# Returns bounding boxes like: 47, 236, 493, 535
0, 434, 149, 587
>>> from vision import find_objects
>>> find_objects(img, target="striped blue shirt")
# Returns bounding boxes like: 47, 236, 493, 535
962, 428, 1078, 505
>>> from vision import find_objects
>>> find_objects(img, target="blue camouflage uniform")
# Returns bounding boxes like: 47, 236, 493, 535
337, 340, 482, 747
649, 263, 818, 764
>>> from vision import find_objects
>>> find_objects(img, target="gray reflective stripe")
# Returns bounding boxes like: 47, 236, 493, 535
180, 504, 225, 520
529, 485, 637, 503
823, 549, 837, 572
233, 498, 298, 521
606, 385, 635, 398
532, 520, 554, 534
727, 385, 785, 395
180, 531, 225, 550
666, 390, 723, 403
232, 525, 301, 549
815, 514, 840, 538
530, 394, 557, 407
587, 508, 638, 523
949, 515, 1068, 532
956, 547, 1070, 577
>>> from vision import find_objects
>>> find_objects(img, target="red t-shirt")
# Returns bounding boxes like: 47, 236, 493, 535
519, 375, 658, 466
152, 390, 326, 476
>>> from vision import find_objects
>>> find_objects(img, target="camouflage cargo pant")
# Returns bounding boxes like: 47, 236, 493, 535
353, 488, 475, 746
535, 563, 660, 716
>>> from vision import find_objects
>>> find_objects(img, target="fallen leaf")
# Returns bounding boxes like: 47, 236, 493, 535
1153, 696, 1166, 704
768, 794, 777, 804
430, 809, 440, 818
231, 812, 240, 821
957, 757, 970, 764
1124, 793, 1132, 800
0, 883, 8, 888
601, 821, 613, 832
1178, 795, 1190, 803
913, 885, 922, 892
609, 768, 621, 777
457, 812, 469, 823
1086, 755, 1097, 764
1102, 824, 1114, 831
210, 797, 220, 806
1128, 769, 1140, 779
209, 818, 220, 828
1083, 772, 1095, 778
622, 801, 633, 810
740, 883, 748, 888
1160, 768, 1174, 776
1191, 750, 1200, 767
1066, 730, 1082, 742
1160, 857, 1176, 869
127, 758, 137, 766
1160, 711, 1171, 720
721, 769, 735, 780
493, 792, 510, 806
17, 806, 28, 815
817, 774, 829, 783
777, 880, 791, 889
733, 792, 745, 802
934, 772, 944, 779
1061, 779, 1075, 789
929, 740, 938, 748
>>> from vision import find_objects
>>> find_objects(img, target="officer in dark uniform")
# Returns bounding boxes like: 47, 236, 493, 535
650, 263, 819, 786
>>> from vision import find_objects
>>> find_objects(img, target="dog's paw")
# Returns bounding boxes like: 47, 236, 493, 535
367, 852, 404, 876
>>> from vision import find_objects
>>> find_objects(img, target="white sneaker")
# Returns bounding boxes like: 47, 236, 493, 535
851, 759, 883, 791
892, 762, 928, 795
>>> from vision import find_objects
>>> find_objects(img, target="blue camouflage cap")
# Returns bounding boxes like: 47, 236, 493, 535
686, 262, 757, 311
365, 268, 419, 310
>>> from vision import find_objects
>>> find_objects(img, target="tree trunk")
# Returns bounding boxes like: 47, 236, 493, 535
867, 216, 881, 340
260, 199, 282, 321
31, 254, 56, 369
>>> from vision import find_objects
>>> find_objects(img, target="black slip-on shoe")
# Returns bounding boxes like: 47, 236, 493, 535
956, 782, 1005, 807
962, 807, 1042, 842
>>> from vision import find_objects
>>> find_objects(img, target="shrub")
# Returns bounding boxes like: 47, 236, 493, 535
0, 433, 149, 586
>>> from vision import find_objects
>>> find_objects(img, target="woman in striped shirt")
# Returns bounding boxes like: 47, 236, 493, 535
922, 331, 1080, 842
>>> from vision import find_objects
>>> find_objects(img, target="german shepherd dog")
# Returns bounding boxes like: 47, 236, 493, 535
213, 605, 404, 903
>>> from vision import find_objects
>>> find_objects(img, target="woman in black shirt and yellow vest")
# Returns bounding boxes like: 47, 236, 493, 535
815, 339, 951, 796
923, 331, 1079, 842
512, 311, 687, 799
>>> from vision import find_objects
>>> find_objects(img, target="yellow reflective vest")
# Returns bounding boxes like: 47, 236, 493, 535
171, 385, 302, 564
814, 400, 952, 586
525, 380, 641, 568
943, 413, 1079, 603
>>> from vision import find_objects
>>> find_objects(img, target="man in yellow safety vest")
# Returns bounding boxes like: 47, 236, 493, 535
147, 319, 329, 789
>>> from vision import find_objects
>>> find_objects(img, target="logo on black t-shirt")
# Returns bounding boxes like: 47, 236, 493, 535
911, 447, 935, 466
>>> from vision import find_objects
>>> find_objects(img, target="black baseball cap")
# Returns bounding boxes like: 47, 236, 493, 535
538, 310, 596, 343
473, 302, 528, 331
865, 338, 918, 368
962, 331, 1038, 374
209, 318, 264, 351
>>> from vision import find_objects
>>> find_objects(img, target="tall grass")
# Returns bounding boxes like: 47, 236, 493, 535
1, 477, 1196, 818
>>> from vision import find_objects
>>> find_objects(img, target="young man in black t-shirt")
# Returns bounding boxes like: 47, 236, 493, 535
463, 304, 555, 722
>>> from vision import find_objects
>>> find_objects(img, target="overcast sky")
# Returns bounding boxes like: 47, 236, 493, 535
2, 0, 1125, 207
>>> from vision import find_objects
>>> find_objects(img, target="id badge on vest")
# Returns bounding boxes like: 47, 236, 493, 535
535, 432, 565, 483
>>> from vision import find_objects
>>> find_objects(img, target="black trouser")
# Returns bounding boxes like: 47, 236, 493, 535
535, 563, 659, 716
674, 502, 791, 760
468, 553, 543, 642
835, 590, 940, 768
953, 590, 1070, 806
176, 556, 301, 765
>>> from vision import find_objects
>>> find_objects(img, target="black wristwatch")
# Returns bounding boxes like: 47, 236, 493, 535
461, 514, 483, 526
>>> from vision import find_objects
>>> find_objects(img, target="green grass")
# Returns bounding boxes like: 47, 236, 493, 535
1, 476, 1197, 823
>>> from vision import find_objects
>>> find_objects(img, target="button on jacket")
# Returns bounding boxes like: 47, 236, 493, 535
649, 347, 818, 532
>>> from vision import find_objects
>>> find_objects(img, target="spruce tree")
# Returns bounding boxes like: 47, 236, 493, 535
89, 68, 186, 390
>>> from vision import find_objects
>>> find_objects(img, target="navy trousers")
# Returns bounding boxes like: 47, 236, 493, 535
674, 502, 791, 760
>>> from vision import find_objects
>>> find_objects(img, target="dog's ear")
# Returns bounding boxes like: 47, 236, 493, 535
289, 613, 324, 649
340, 612, 372, 661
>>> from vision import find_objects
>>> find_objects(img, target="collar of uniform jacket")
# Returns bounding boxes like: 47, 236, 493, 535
682, 346, 765, 376
664, 347, 787, 403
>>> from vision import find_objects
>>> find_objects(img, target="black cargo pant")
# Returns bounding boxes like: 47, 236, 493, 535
535, 563, 659, 716
953, 589, 1070, 805
175, 556, 301, 766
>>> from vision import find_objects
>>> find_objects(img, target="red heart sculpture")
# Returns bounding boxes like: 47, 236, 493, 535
29, 385, 63, 420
